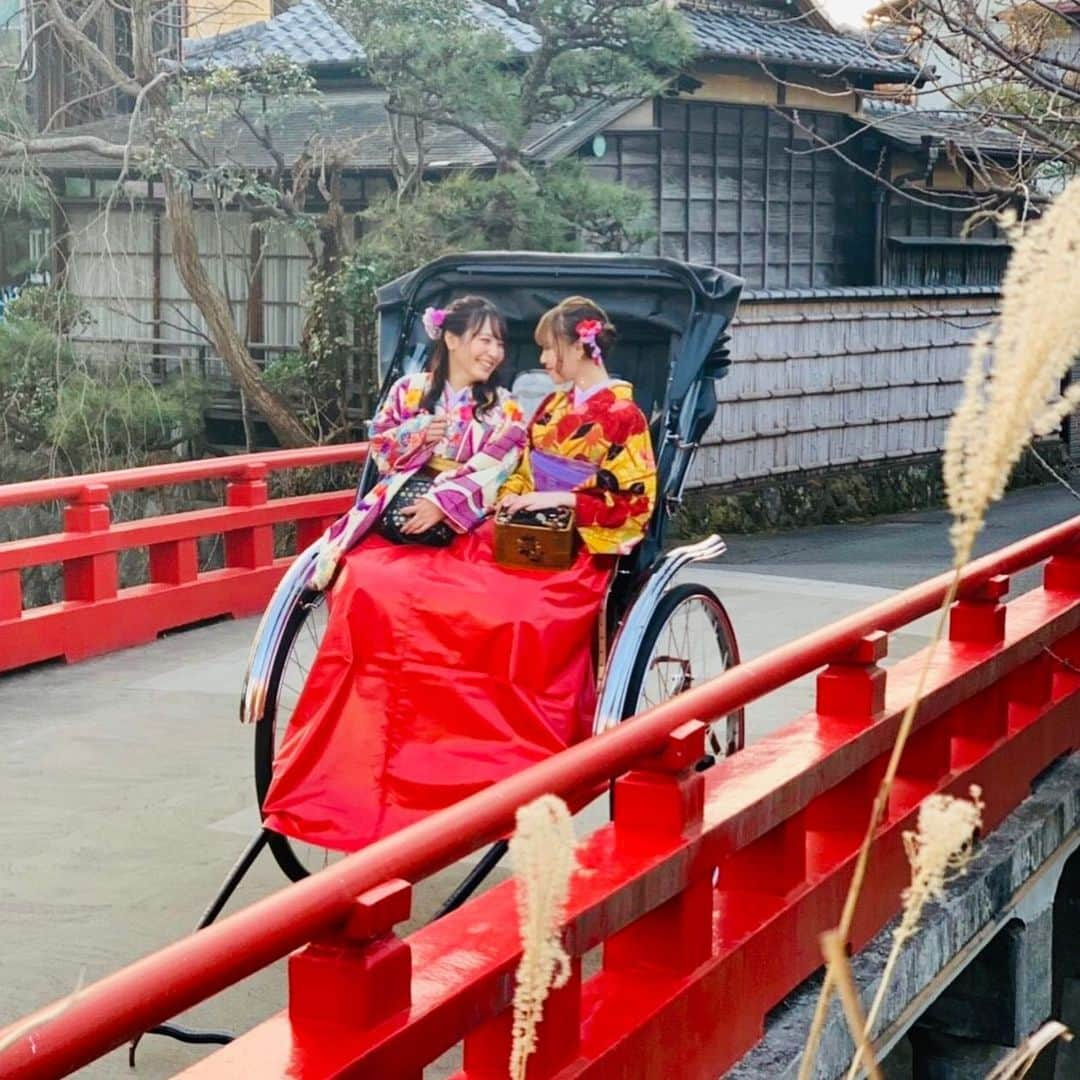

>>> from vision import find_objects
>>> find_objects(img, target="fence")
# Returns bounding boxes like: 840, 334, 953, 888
68, 286, 1003, 478
693, 286, 1001, 487
0, 446, 364, 672
1, 457, 1079, 1076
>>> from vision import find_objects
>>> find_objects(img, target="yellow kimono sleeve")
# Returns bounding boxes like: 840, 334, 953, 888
498, 444, 535, 498
575, 423, 657, 555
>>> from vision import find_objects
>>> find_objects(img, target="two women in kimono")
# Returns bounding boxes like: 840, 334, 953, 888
261, 294, 657, 851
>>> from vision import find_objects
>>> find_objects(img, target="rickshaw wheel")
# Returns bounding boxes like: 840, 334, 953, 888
253, 588, 343, 882
621, 583, 744, 758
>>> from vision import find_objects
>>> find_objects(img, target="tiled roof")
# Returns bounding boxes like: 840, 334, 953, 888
185, 0, 919, 85
468, 0, 540, 52
680, 2, 920, 82
863, 103, 1046, 156
183, 0, 539, 72
183, 0, 363, 71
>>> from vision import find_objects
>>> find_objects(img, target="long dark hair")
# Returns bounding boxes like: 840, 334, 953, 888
420, 295, 508, 419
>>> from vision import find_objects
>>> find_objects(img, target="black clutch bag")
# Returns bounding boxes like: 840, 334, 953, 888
376, 469, 456, 547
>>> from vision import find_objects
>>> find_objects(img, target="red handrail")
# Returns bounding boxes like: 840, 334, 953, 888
3, 513, 1080, 1079
0, 444, 367, 510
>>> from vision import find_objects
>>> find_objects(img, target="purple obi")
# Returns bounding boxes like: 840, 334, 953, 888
531, 448, 597, 493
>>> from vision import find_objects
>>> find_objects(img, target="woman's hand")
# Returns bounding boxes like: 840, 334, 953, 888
423, 416, 449, 447
499, 491, 575, 514
400, 498, 449, 534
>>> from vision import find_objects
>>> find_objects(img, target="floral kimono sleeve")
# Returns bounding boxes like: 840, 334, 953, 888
574, 402, 657, 556
369, 375, 435, 475
428, 398, 527, 532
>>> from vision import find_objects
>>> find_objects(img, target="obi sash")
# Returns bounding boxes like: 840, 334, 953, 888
531, 448, 597, 493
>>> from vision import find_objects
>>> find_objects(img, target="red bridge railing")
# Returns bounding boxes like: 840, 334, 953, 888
0, 446, 365, 673
1, 472, 1079, 1077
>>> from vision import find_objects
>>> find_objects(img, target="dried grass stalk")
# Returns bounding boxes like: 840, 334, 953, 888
820, 929, 883, 1080
845, 788, 983, 1079
508, 794, 577, 1080
801, 177, 1080, 1079
985, 1020, 1073, 1080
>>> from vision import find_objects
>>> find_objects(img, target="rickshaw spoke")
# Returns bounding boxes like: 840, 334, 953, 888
627, 587, 740, 759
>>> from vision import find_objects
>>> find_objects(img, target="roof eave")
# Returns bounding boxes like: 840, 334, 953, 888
696, 48, 921, 87
873, 129, 1052, 161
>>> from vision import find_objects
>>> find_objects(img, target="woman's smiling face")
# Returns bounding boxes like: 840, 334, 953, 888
446, 317, 506, 385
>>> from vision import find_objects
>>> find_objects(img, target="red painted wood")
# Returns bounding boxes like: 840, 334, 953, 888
1, 504, 1080, 1079
0, 568, 21, 621
0, 445, 367, 510
951, 573, 1009, 644
0, 451, 361, 674
0, 492, 351, 573
62, 485, 117, 604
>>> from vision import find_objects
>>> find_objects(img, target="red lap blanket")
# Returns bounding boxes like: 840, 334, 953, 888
261, 522, 612, 850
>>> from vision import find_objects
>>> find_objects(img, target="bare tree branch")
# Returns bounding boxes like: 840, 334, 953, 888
43, 0, 143, 99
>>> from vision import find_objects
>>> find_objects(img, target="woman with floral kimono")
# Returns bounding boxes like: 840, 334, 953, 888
309, 295, 526, 590
261, 296, 655, 852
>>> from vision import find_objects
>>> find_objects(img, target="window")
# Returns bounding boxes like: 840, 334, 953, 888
585, 100, 875, 289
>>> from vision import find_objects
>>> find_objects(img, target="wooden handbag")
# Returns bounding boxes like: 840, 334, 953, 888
493, 505, 577, 570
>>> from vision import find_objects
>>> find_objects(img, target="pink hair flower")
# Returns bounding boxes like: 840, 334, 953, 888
576, 318, 604, 364
422, 306, 447, 340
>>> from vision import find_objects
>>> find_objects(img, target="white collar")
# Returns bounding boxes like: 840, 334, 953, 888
572, 377, 619, 408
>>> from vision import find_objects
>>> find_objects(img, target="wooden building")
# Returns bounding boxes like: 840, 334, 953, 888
33, 0, 1028, 311
21, 0, 1036, 468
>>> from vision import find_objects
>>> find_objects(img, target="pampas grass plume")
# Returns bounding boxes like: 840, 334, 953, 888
945, 176, 1080, 564
509, 794, 577, 1080
845, 787, 984, 1079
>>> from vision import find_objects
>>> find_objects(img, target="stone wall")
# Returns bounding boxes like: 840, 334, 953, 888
675, 439, 1070, 537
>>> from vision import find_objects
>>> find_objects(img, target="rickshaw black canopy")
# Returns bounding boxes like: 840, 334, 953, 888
375, 251, 743, 403
373, 252, 744, 576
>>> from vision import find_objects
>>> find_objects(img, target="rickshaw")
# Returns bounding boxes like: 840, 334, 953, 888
242, 250, 746, 886
135, 251, 746, 1058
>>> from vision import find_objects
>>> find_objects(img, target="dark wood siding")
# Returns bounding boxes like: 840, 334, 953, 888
586, 100, 875, 288
883, 196, 1009, 286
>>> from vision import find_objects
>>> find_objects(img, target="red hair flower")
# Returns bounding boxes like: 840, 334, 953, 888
575, 319, 604, 365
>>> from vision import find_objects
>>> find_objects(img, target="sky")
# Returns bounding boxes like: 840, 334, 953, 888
819, 0, 876, 29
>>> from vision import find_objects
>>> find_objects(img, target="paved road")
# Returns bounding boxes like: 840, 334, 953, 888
1, 483, 1076, 1078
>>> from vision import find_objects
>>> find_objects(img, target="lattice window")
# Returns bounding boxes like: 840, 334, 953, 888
585, 100, 875, 289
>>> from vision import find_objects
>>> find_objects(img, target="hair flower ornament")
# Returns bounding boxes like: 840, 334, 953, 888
422, 306, 447, 340
576, 318, 604, 364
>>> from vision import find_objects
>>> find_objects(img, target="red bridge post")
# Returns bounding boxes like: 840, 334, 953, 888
0, 565, 20, 622
607, 720, 712, 973
815, 630, 888, 719
950, 574, 1009, 644
62, 484, 117, 605
224, 464, 273, 570
288, 879, 415, 1053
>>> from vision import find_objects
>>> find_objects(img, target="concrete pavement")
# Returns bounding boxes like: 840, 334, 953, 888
1, 482, 1076, 1077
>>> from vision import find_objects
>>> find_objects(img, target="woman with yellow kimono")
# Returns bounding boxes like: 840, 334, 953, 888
499, 296, 656, 553
262, 296, 656, 852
